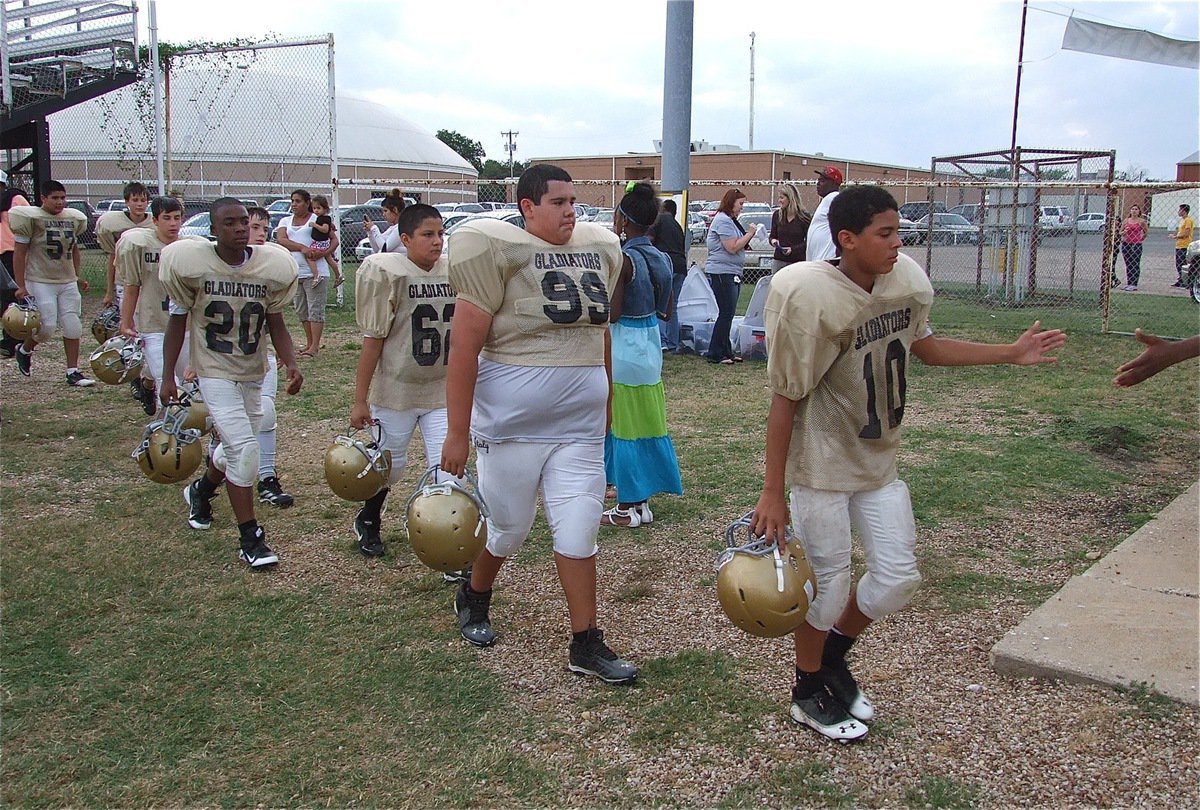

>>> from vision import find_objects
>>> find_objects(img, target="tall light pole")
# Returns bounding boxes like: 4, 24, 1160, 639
748, 32, 756, 150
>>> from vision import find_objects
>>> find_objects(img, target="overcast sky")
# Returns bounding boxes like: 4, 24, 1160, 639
147, 0, 1199, 179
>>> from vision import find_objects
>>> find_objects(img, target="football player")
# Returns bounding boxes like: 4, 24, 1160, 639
99, 181, 153, 307
752, 185, 1066, 741
99, 182, 155, 406
247, 206, 295, 509
348, 203, 455, 557
159, 198, 303, 568
116, 196, 199, 412
440, 164, 638, 684
9, 180, 95, 386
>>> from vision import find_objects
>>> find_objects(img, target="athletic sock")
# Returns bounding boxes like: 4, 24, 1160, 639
794, 667, 823, 698
257, 427, 277, 481
195, 474, 220, 499
823, 627, 856, 666
238, 519, 260, 538
361, 488, 389, 523
66, 367, 78, 374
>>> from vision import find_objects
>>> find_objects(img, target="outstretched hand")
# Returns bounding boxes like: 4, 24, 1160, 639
1011, 320, 1066, 365
1114, 329, 1200, 387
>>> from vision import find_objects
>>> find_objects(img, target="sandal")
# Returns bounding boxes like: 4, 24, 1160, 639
600, 507, 641, 528
719, 358, 735, 365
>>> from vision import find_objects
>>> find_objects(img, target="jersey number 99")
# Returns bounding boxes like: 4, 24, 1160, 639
541, 270, 609, 325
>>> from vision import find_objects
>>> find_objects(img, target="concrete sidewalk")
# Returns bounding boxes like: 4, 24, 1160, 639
991, 482, 1199, 705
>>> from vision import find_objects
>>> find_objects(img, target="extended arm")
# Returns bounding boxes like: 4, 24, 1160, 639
159, 314, 188, 405
351, 337, 385, 428
911, 320, 1065, 367
265, 312, 302, 394
1114, 330, 1200, 387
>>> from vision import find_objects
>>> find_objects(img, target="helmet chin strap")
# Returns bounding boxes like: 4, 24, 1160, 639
772, 545, 786, 593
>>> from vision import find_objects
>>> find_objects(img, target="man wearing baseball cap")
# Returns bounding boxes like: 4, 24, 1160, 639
805, 166, 843, 261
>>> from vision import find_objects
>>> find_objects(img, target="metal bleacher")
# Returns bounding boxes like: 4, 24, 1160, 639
2, 0, 139, 136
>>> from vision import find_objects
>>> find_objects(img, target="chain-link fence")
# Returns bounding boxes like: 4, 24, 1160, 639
40, 36, 336, 211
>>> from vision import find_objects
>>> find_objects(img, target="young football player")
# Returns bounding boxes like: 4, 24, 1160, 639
752, 185, 1066, 741
116, 196, 198, 411
441, 164, 638, 684
247, 206, 294, 508
99, 181, 153, 307
348, 204, 454, 557
9, 180, 95, 386
159, 198, 303, 568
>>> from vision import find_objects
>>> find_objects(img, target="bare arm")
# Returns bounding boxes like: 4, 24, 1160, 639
72, 244, 87, 292
720, 229, 756, 254
265, 312, 302, 394
274, 227, 309, 253
104, 252, 118, 305
1114, 330, 1200, 387
911, 320, 1065, 367
440, 299, 492, 478
119, 284, 141, 337
351, 337, 385, 428
159, 314, 188, 406
750, 393, 800, 545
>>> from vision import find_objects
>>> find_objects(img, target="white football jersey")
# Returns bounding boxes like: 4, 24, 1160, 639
765, 254, 934, 491
448, 219, 623, 366
97, 210, 153, 256
8, 205, 88, 283
355, 253, 455, 412
160, 240, 298, 381
116, 230, 207, 334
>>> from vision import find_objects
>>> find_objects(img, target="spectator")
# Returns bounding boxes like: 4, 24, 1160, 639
1170, 204, 1194, 288
806, 166, 843, 261
1118, 204, 1148, 292
770, 184, 811, 271
648, 197, 688, 352
0, 170, 30, 358
274, 189, 337, 357
363, 189, 407, 254
705, 188, 759, 365
602, 182, 683, 527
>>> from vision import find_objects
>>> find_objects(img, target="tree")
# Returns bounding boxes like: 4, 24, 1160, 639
437, 130, 486, 172
481, 158, 525, 179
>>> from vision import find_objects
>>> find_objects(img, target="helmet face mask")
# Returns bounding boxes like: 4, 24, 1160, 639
91, 304, 121, 344
323, 424, 392, 501
715, 511, 817, 638
404, 466, 489, 573
2, 296, 40, 341
89, 336, 144, 385
132, 406, 204, 484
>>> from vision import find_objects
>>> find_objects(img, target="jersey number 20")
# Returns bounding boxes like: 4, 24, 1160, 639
859, 338, 906, 439
204, 301, 266, 355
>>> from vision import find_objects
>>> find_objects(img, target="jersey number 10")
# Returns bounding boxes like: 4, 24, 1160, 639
859, 338, 906, 440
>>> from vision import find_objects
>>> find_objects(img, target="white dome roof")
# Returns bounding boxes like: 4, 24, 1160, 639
48, 71, 476, 175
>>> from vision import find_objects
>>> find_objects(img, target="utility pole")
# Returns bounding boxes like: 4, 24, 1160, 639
748, 32, 756, 150
501, 130, 519, 177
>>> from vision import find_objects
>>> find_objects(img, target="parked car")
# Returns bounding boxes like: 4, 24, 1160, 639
742, 202, 772, 215
1075, 212, 1106, 233
898, 201, 947, 222
354, 211, 476, 261
1185, 238, 1200, 304
366, 196, 417, 208
591, 209, 615, 230
737, 212, 776, 271
1038, 205, 1071, 236
95, 199, 125, 213
267, 199, 292, 214
442, 210, 525, 256
698, 200, 721, 225
687, 212, 707, 245
66, 200, 99, 247
336, 204, 391, 259
912, 213, 980, 245
478, 202, 508, 211
179, 212, 215, 241
898, 217, 922, 246
573, 203, 592, 221
948, 203, 982, 224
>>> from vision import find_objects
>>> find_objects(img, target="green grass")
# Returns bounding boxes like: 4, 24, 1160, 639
2, 248, 1197, 806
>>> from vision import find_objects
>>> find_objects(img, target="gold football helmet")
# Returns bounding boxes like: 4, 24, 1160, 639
403, 466, 489, 573
132, 406, 205, 484
2, 296, 40, 341
324, 424, 392, 501
89, 336, 144, 385
715, 511, 817, 638
91, 304, 121, 343
177, 380, 213, 436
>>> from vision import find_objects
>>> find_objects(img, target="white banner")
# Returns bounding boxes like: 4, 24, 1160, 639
1063, 16, 1199, 70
